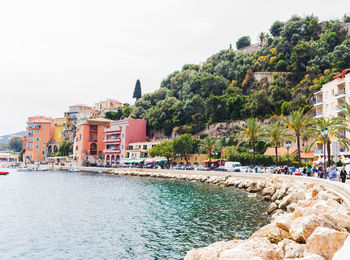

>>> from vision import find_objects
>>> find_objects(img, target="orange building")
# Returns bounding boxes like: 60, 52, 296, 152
24, 117, 54, 162
73, 118, 111, 164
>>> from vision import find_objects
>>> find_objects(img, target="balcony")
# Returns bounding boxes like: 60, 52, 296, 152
336, 90, 346, 97
104, 137, 121, 143
104, 149, 121, 153
314, 112, 323, 118
104, 126, 121, 133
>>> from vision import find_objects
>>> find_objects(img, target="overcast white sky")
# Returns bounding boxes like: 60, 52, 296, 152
0, 0, 349, 135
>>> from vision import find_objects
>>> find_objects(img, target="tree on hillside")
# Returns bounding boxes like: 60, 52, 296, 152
265, 121, 288, 166
173, 134, 193, 165
236, 36, 251, 49
9, 137, 23, 152
240, 118, 265, 166
133, 79, 142, 100
105, 108, 123, 120
149, 141, 174, 164
270, 21, 284, 37
284, 109, 313, 167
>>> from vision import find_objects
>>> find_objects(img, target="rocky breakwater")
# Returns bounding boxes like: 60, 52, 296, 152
182, 176, 350, 260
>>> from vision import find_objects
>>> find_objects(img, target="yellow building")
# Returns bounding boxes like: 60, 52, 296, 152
54, 117, 68, 142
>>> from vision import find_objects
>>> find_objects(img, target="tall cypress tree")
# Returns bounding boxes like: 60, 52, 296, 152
133, 79, 142, 100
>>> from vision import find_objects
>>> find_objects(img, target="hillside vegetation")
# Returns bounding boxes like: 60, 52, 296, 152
130, 15, 350, 136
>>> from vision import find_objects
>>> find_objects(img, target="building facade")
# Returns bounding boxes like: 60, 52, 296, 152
313, 69, 350, 158
24, 116, 54, 162
73, 118, 111, 165
64, 104, 92, 126
94, 99, 122, 111
104, 119, 147, 166
54, 117, 68, 142
125, 141, 160, 161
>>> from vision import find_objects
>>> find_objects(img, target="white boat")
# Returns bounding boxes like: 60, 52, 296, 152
68, 169, 80, 173
17, 168, 33, 172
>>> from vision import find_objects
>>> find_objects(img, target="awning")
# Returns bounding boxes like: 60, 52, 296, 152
155, 159, 167, 163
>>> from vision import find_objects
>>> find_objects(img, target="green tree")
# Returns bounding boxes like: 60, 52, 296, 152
284, 109, 312, 167
133, 79, 142, 100
149, 141, 174, 164
236, 36, 251, 49
270, 21, 284, 37
173, 134, 193, 165
199, 137, 217, 162
265, 121, 288, 165
307, 117, 350, 167
105, 108, 123, 120
9, 137, 23, 152
122, 103, 134, 119
58, 140, 72, 156
240, 118, 265, 166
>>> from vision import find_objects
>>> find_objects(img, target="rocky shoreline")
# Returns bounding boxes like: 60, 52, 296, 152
22, 166, 350, 259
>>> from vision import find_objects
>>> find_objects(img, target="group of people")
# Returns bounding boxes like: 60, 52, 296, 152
270, 165, 348, 183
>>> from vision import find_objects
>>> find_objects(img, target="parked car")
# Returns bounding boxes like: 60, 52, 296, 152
144, 164, 154, 169
196, 165, 210, 171
215, 166, 226, 171
185, 165, 195, 170
224, 161, 243, 172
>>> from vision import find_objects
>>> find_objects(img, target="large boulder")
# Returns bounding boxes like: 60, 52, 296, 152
274, 214, 292, 232
333, 236, 350, 260
306, 227, 349, 259
250, 223, 291, 244
267, 202, 278, 214
219, 238, 283, 260
278, 238, 306, 258
262, 186, 276, 196
289, 215, 321, 243
185, 240, 239, 260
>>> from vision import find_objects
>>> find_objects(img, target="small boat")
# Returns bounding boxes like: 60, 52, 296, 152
0, 172, 9, 175
36, 168, 49, 172
68, 169, 80, 173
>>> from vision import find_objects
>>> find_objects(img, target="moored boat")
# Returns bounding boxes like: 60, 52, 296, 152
17, 168, 33, 172
0, 171, 9, 175
68, 169, 80, 173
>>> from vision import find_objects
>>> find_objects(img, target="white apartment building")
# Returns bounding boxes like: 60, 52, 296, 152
313, 69, 350, 158
125, 141, 160, 161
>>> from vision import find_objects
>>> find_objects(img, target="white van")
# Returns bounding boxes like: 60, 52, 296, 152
224, 161, 242, 172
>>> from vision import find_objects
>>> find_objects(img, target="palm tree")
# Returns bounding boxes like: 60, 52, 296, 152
240, 118, 265, 166
265, 121, 288, 166
284, 109, 313, 167
200, 137, 217, 162
307, 117, 350, 167
223, 144, 240, 160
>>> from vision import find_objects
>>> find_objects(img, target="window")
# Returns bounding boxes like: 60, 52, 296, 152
36, 137, 39, 142
122, 145, 124, 149
36, 130, 40, 134
76, 146, 78, 150
128, 145, 133, 150
143, 145, 147, 150
36, 145, 39, 150
41, 151, 45, 155
122, 134, 124, 138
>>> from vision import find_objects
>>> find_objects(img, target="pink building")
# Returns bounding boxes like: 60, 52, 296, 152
104, 119, 147, 166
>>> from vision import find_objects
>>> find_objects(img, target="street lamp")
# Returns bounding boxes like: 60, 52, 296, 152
321, 128, 329, 178
285, 141, 291, 168
249, 148, 253, 167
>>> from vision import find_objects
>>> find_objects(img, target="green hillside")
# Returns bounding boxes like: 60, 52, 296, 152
130, 15, 350, 136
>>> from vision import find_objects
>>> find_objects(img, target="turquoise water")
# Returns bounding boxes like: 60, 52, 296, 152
0, 169, 270, 259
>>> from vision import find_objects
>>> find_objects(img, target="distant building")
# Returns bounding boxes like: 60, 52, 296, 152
104, 119, 147, 167
94, 99, 122, 112
0, 153, 19, 162
73, 118, 111, 165
24, 116, 54, 162
313, 69, 350, 158
264, 147, 315, 163
64, 104, 92, 126
125, 141, 160, 161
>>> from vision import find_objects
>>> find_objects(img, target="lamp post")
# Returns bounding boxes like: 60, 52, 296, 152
249, 148, 253, 167
321, 128, 329, 179
285, 141, 291, 168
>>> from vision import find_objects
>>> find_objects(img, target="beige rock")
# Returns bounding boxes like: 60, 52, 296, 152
219, 238, 283, 260
333, 236, 350, 260
278, 238, 306, 258
307, 227, 349, 260
298, 254, 325, 260
185, 240, 239, 260
251, 223, 291, 244
262, 186, 276, 196
287, 203, 297, 213
267, 202, 278, 214
274, 214, 292, 231
289, 215, 321, 243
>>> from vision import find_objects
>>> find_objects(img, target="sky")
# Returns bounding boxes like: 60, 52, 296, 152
0, 0, 349, 135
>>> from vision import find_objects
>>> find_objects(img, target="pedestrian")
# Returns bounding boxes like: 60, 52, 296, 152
307, 165, 312, 177
329, 167, 337, 181
303, 167, 306, 176
340, 167, 347, 183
